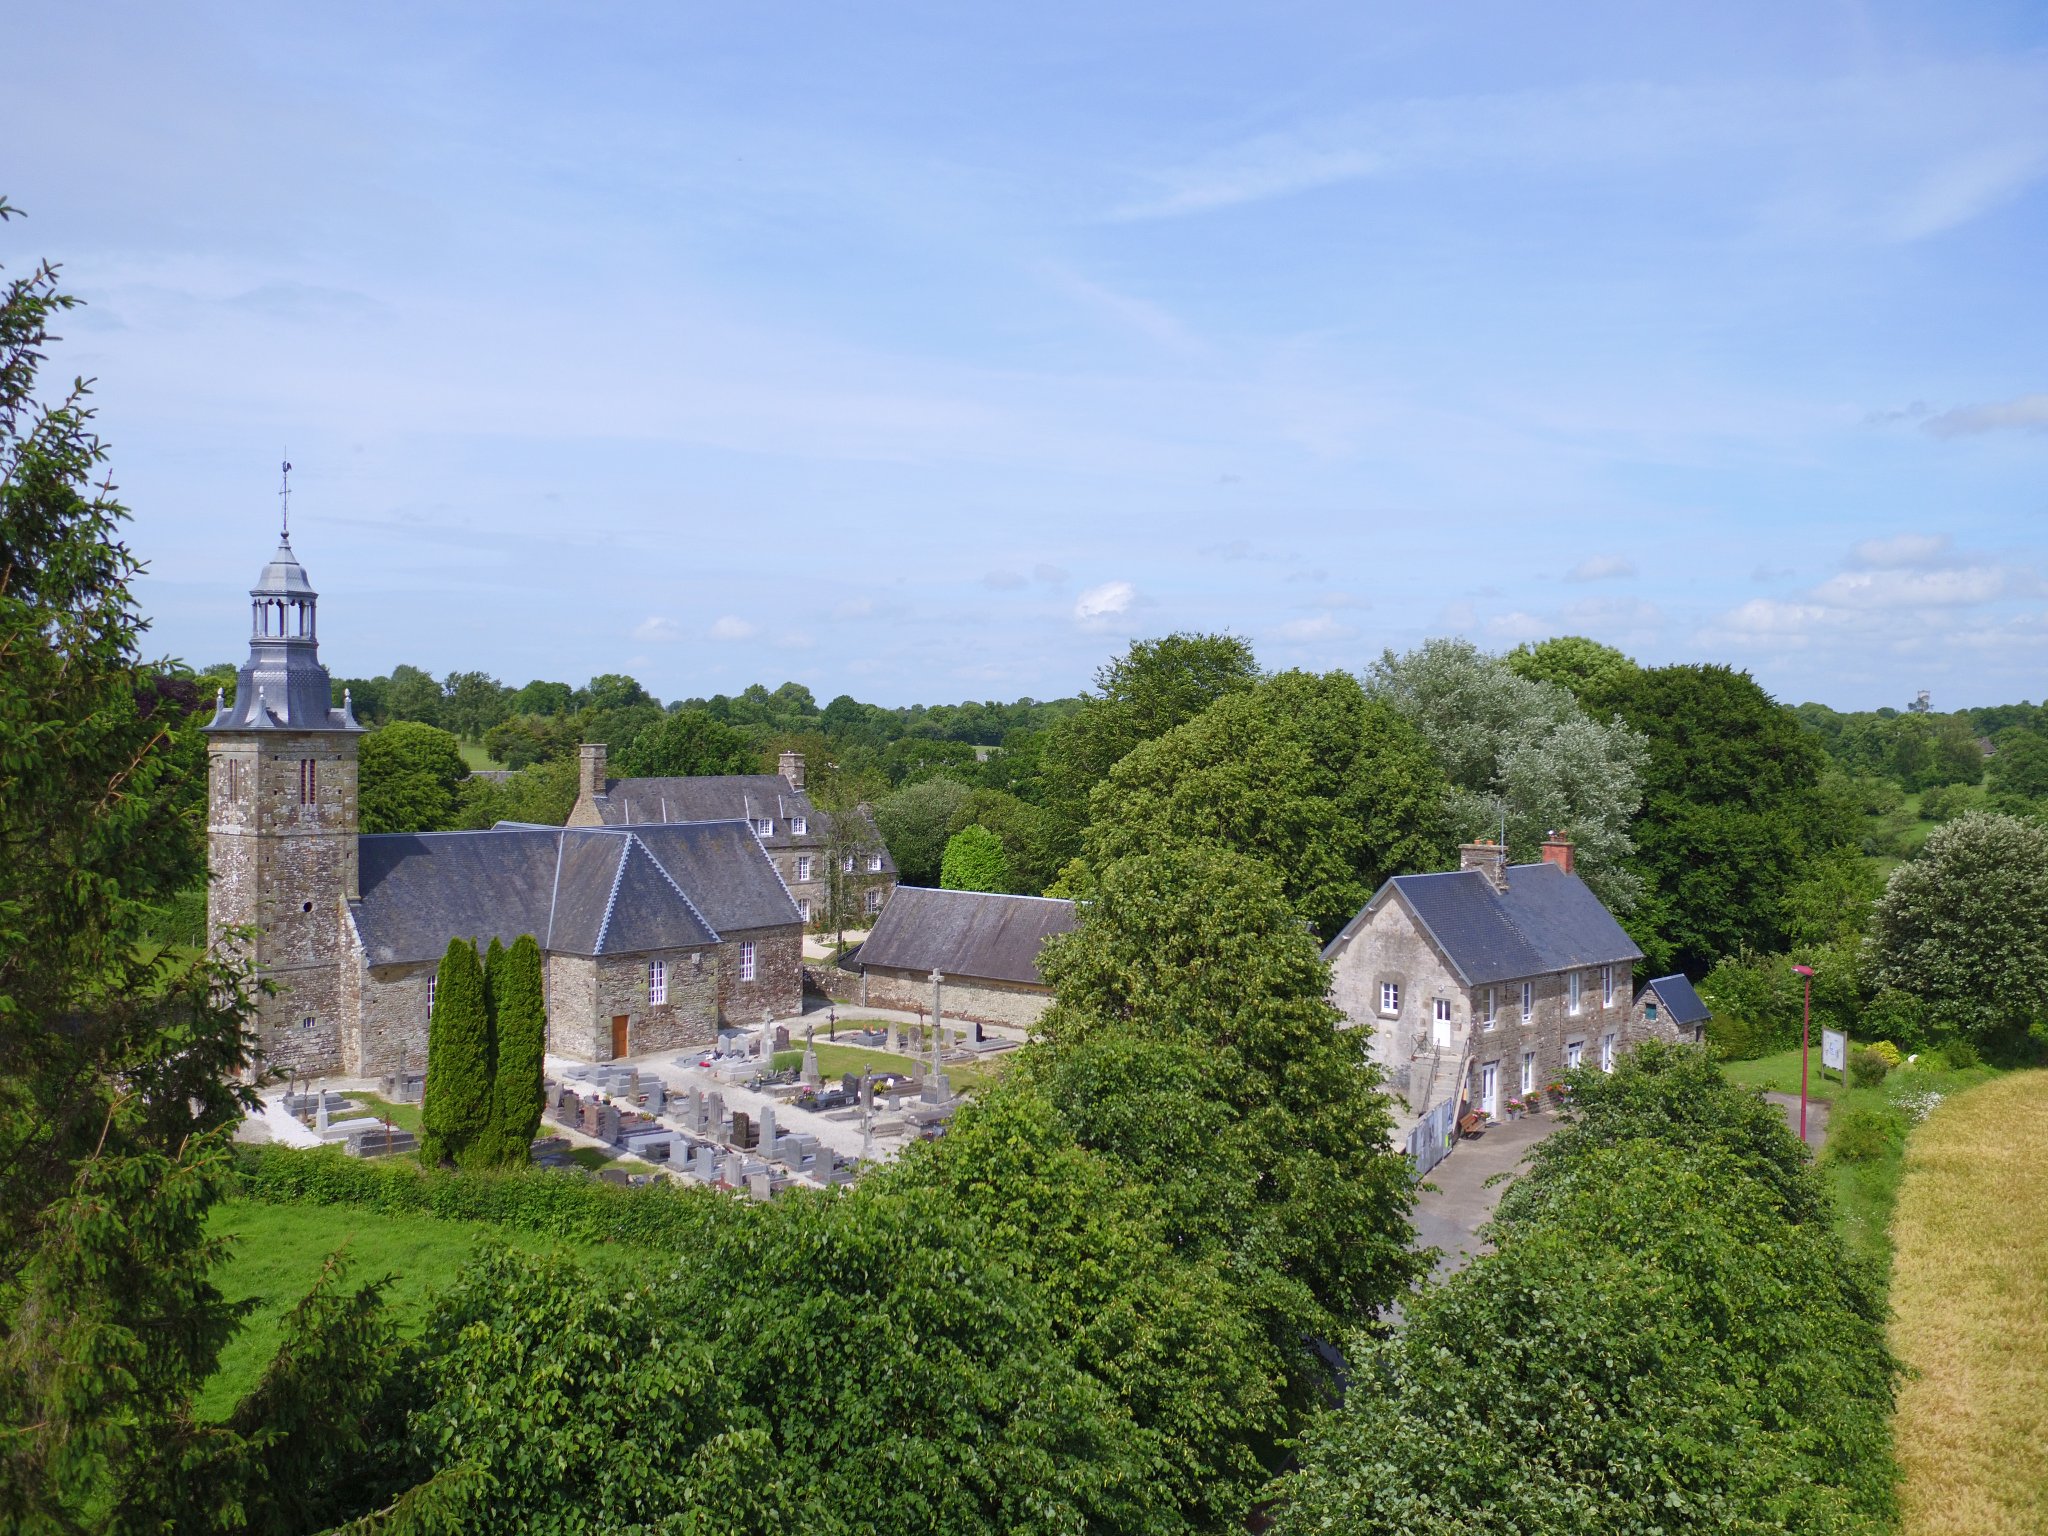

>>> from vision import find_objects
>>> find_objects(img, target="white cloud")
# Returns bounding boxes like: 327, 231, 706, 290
1074, 580, 1136, 624
1483, 611, 1554, 643
1566, 554, 1635, 583
632, 615, 681, 642
1923, 393, 2048, 438
1850, 533, 1952, 568
1811, 566, 2022, 609
709, 615, 757, 641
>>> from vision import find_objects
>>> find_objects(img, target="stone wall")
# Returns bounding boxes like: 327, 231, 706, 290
351, 959, 434, 1079
544, 947, 723, 1061
547, 953, 602, 1060
716, 924, 803, 1025
860, 965, 1052, 1030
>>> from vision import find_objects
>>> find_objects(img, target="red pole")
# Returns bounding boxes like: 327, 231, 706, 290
1799, 972, 1811, 1144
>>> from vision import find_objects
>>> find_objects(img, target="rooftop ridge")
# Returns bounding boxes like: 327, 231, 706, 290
591, 839, 632, 955
625, 831, 722, 945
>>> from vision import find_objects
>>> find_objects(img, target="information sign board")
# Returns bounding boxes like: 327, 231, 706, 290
1820, 1028, 1846, 1074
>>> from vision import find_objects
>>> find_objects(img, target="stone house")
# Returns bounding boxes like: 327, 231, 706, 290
567, 743, 896, 927
1324, 838, 1667, 1146
205, 526, 803, 1079
1635, 972, 1712, 1046
854, 887, 1077, 1029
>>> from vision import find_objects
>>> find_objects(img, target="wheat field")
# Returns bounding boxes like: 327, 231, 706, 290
1890, 1070, 2048, 1536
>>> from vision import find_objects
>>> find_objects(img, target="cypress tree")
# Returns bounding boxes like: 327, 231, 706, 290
486, 934, 549, 1167
420, 938, 490, 1167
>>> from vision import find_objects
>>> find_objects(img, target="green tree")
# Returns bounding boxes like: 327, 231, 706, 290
383, 662, 444, 724
1040, 632, 1262, 862
0, 203, 396, 1528
961, 787, 1056, 893
1368, 638, 1647, 913
1866, 811, 2048, 1058
440, 668, 509, 742
508, 677, 574, 716
873, 775, 972, 885
940, 823, 1010, 892
485, 935, 547, 1167
481, 709, 581, 769
1088, 670, 1453, 936
420, 938, 492, 1167
1592, 662, 1847, 975
1503, 633, 1640, 701
456, 755, 579, 829
613, 706, 759, 777
359, 719, 468, 833
1276, 1043, 1896, 1536
1986, 729, 2048, 811
1030, 847, 1425, 1412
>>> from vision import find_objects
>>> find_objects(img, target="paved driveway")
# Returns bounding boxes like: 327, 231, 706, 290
1410, 1112, 1558, 1274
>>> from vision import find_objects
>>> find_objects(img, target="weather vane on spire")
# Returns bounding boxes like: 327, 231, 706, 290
279, 454, 293, 538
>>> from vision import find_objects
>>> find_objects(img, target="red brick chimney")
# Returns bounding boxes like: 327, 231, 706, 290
1540, 832, 1575, 875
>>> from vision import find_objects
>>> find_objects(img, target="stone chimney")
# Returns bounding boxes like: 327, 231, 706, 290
778, 749, 805, 790
1459, 840, 1510, 893
1540, 832, 1575, 875
567, 742, 608, 828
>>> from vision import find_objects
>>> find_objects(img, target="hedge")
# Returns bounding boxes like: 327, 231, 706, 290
233, 1143, 734, 1252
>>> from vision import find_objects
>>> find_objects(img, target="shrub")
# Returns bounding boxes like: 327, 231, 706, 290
1828, 1105, 1907, 1164
1943, 1037, 1983, 1070
1860, 989, 1928, 1051
1919, 784, 1973, 823
1911, 1048, 1950, 1073
1868, 1039, 1904, 1068
1848, 1046, 1889, 1089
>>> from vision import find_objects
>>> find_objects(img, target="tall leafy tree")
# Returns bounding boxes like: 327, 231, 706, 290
873, 775, 972, 885
940, 823, 1010, 893
1040, 632, 1262, 862
1367, 638, 1647, 914
0, 202, 394, 1527
382, 662, 444, 725
1590, 661, 1847, 975
614, 707, 759, 777
1088, 670, 1453, 936
359, 719, 468, 833
1029, 846, 1425, 1414
1866, 811, 2048, 1059
440, 668, 510, 742
420, 938, 491, 1167
485, 934, 547, 1166
1504, 633, 1641, 701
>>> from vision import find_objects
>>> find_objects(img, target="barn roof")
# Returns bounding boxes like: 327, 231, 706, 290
1642, 973, 1712, 1026
858, 886, 1077, 987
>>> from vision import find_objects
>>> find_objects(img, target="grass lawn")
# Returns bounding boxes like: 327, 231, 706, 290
198, 1197, 615, 1420
1890, 1070, 2048, 1536
351, 1091, 420, 1134
772, 1038, 1013, 1094
1721, 1044, 1855, 1104
457, 739, 505, 771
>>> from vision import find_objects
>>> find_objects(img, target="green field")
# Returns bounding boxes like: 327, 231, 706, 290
457, 739, 505, 771
198, 1197, 612, 1420
1720, 1044, 1856, 1104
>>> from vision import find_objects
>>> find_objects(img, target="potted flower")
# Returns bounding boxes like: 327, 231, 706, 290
1522, 1089, 1541, 1114
1504, 1096, 1524, 1121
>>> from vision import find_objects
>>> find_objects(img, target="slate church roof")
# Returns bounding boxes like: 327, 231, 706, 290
589, 774, 893, 870
1327, 861, 1642, 986
857, 887, 1078, 987
351, 821, 798, 966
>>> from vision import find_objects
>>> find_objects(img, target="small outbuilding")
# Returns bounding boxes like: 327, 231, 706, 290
1635, 973, 1712, 1046
855, 887, 1078, 1029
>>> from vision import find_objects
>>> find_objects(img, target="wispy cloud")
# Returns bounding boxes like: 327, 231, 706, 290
633, 615, 682, 642
1278, 613, 1355, 642
1566, 554, 1635, 583
1924, 393, 2048, 438
1074, 580, 1136, 625
1851, 532, 1953, 568
709, 615, 757, 641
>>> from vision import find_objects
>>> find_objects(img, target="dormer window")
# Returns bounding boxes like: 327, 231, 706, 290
753, 818, 773, 837
866, 854, 884, 873
792, 816, 808, 835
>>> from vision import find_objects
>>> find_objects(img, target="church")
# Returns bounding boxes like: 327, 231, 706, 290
205, 527, 806, 1080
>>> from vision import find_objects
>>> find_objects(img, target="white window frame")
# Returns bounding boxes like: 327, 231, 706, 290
866, 853, 884, 874
1521, 1050, 1536, 1096
1601, 1031, 1618, 1073
1568, 971, 1583, 1015
795, 855, 813, 882
1566, 1038, 1585, 1070
791, 816, 807, 835
865, 886, 883, 912
427, 973, 437, 1018
797, 898, 812, 922
1601, 964, 1615, 1008
842, 855, 855, 874
1436, 996, 1454, 1026
1379, 981, 1400, 1017
753, 817, 773, 837
648, 959, 666, 1006
1478, 986, 1495, 1029
1520, 981, 1534, 1024
739, 941, 756, 982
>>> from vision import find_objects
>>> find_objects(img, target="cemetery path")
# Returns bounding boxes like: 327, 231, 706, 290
1762, 1091, 1830, 1151
1410, 1112, 1557, 1274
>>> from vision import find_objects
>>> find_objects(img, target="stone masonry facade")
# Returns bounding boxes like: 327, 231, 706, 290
860, 966, 1052, 1030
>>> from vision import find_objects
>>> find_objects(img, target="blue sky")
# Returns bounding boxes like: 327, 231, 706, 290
12, 2, 2048, 708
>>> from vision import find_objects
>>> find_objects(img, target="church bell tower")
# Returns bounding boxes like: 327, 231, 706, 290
204, 503, 364, 1077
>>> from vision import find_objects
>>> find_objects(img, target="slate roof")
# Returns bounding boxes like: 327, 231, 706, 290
351, 821, 797, 966
1642, 973, 1711, 1026
857, 887, 1077, 987
1329, 861, 1642, 986
589, 774, 894, 870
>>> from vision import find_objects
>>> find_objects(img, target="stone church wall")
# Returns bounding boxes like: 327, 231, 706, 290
716, 925, 803, 1026
860, 966, 1051, 1030
353, 959, 434, 1080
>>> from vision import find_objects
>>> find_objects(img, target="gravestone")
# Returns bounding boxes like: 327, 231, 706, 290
722, 1151, 745, 1186
748, 1170, 772, 1201
886, 1017, 900, 1053
731, 1110, 754, 1149
758, 1104, 778, 1159
706, 1091, 725, 1135
597, 1103, 622, 1144
801, 1026, 821, 1089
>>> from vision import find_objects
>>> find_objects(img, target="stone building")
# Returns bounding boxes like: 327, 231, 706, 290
567, 742, 896, 926
854, 887, 1078, 1029
205, 527, 803, 1079
1324, 837, 1673, 1145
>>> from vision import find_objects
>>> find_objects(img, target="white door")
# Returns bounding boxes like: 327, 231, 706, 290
1432, 998, 1453, 1049
1479, 1060, 1499, 1119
